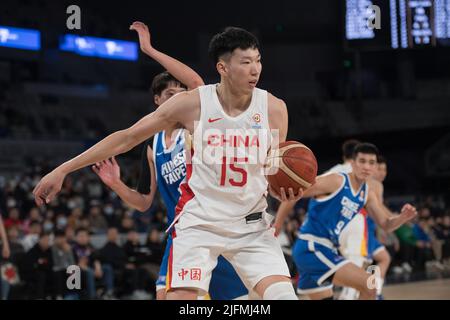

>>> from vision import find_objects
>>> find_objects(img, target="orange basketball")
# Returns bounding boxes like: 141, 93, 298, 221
266, 141, 318, 197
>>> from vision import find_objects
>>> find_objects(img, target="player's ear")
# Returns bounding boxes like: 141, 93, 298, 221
216, 60, 227, 77
154, 95, 160, 106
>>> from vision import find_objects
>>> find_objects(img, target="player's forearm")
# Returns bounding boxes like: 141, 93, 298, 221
110, 180, 154, 212
144, 48, 204, 90
58, 130, 136, 175
382, 215, 409, 233
274, 200, 296, 227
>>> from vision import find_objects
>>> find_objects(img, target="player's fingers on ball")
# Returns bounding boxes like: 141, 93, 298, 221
288, 187, 295, 199
280, 187, 287, 201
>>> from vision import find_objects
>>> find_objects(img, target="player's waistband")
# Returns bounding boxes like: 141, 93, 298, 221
245, 212, 262, 224
297, 233, 335, 249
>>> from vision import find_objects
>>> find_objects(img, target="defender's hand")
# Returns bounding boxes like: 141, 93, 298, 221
92, 157, 121, 188
130, 21, 153, 54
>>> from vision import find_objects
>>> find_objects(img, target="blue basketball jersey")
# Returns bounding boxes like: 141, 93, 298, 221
300, 173, 369, 247
153, 130, 186, 227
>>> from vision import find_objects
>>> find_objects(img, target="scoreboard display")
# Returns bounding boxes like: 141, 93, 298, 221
345, 0, 450, 49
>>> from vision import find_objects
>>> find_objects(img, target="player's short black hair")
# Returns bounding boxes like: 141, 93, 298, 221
377, 154, 386, 164
151, 71, 187, 96
208, 27, 260, 63
352, 143, 379, 159
342, 139, 361, 160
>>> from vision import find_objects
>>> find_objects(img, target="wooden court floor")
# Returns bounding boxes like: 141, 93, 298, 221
383, 279, 450, 300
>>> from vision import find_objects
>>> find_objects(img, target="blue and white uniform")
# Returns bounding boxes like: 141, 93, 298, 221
293, 173, 369, 294
151, 130, 247, 299
366, 215, 385, 260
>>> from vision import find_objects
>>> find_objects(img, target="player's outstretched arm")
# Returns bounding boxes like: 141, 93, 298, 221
366, 190, 417, 232
92, 156, 157, 212
33, 90, 199, 206
273, 197, 297, 237
130, 21, 204, 90
271, 174, 342, 236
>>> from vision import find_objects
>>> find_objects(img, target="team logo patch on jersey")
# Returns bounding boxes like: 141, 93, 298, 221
252, 113, 262, 128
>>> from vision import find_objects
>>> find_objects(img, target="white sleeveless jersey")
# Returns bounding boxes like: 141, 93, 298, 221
322, 162, 352, 176
174, 84, 272, 231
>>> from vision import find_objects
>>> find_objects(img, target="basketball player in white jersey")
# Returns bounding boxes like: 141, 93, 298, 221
33, 27, 303, 300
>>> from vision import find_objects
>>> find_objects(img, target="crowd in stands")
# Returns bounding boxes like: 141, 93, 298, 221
0, 162, 166, 300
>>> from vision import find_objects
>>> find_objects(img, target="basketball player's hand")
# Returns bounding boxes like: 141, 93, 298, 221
92, 157, 121, 188
272, 220, 283, 237
32, 169, 66, 206
269, 186, 304, 202
129, 21, 153, 54
399, 203, 417, 222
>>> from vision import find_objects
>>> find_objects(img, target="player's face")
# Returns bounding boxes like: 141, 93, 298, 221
375, 163, 387, 182
222, 48, 262, 93
154, 83, 186, 106
352, 153, 377, 181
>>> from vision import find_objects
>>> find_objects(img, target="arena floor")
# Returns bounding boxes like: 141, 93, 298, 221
383, 279, 450, 300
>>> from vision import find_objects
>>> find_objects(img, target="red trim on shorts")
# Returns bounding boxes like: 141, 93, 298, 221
167, 228, 177, 291
174, 146, 195, 217
168, 146, 195, 290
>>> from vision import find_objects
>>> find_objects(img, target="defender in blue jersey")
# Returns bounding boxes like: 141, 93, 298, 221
274, 143, 417, 300
93, 21, 247, 300
366, 155, 392, 299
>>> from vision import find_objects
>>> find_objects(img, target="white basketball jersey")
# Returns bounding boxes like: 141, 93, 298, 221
322, 162, 352, 176
174, 84, 272, 231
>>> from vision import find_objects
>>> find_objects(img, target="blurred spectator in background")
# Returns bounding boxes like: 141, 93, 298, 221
51, 230, 76, 299
412, 217, 437, 271
72, 228, 104, 299
141, 228, 164, 284
122, 229, 152, 299
22, 207, 42, 234
4, 208, 22, 230
21, 221, 42, 252
23, 232, 53, 299
119, 215, 135, 234
67, 207, 83, 230
88, 202, 108, 235
96, 227, 124, 299
394, 222, 416, 273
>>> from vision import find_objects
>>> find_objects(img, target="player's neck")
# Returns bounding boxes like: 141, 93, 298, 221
216, 82, 253, 116
164, 128, 179, 149
348, 172, 364, 190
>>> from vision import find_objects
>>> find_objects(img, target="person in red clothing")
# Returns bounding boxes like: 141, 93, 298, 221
3, 208, 22, 231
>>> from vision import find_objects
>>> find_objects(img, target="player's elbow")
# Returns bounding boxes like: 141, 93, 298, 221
136, 202, 151, 213
188, 77, 204, 90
